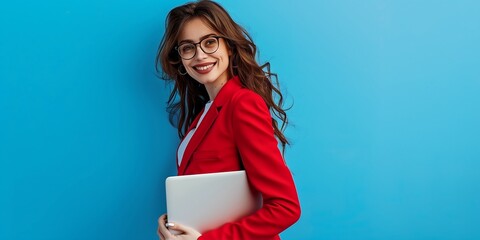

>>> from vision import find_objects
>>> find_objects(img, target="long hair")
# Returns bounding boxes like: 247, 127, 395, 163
155, 0, 290, 151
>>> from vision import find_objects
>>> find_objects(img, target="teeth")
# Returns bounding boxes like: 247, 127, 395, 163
196, 63, 214, 71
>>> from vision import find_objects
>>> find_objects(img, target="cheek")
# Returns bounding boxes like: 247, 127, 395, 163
182, 60, 196, 73
217, 51, 230, 65
216, 45, 231, 62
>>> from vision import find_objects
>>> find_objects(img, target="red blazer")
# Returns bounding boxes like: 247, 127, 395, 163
177, 76, 301, 240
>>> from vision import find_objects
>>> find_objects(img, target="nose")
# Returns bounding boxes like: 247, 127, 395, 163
194, 44, 208, 60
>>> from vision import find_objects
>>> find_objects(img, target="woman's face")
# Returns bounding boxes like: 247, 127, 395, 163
177, 18, 231, 91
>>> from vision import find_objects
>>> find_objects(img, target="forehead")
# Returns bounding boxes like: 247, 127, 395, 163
178, 18, 219, 42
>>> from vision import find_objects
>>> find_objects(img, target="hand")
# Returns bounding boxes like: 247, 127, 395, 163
157, 214, 202, 240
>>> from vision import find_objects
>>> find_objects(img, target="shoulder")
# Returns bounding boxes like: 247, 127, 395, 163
226, 87, 271, 121
231, 87, 266, 108
218, 76, 268, 115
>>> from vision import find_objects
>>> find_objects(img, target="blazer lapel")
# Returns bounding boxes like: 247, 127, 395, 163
178, 102, 219, 175
176, 76, 242, 175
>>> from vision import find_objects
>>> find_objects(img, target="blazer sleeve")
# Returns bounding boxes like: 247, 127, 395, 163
199, 91, 301, 240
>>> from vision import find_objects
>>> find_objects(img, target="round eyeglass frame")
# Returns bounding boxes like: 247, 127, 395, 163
175, 36, 224, 60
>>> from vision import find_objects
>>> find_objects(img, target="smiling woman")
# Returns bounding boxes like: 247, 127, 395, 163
154, 0, 301, 240
176, 18, 231, 99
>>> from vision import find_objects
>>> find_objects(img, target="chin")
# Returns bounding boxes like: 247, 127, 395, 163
193, 74, 220, 84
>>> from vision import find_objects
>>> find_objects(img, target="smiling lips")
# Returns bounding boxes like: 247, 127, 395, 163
193, 62, 216, 74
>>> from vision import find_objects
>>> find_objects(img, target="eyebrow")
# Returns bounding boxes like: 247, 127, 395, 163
178, 33, 217, 45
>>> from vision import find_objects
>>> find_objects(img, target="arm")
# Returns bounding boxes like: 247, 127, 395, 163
199, 91, 301, 240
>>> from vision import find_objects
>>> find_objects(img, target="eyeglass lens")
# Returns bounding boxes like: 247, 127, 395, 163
178, 37, 219, 60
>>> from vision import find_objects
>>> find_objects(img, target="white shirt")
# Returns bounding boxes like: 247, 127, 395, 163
177, 101, 213, 166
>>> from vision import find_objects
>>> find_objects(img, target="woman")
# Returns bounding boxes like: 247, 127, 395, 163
155, 1, 301, 239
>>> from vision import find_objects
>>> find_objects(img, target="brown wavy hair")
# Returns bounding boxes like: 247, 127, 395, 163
155, 0, 290, 151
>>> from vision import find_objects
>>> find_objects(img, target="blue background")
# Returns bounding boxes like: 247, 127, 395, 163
1, 0, 479, 239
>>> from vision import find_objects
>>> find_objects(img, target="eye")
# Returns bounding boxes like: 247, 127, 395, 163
180, 44, 194, 53
203, 38, 217, 48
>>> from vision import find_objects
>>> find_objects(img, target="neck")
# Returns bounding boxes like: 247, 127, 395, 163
204, 78, 228, 100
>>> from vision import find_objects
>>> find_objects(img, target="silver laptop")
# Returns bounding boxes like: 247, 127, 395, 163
165, 170, 262, 233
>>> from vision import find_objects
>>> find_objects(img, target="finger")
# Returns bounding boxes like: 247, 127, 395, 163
167, 222, 194, 235
168, 222, 201, 239
157, 224, 165, 240
157, 215, 165, 239
157, 231, 165, 240
158, 214, 169, 229
159, 214, 167, 224
157, 214, 173, 238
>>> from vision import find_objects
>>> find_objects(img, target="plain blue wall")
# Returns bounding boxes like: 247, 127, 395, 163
1, 0, 479, 239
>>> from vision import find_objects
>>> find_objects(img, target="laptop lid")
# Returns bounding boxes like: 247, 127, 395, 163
165, 170, 262, 233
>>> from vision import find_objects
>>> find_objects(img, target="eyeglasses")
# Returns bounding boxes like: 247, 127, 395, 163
175, 36, 223, 60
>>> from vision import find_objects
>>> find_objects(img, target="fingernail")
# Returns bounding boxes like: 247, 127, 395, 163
165, 222, 175, 228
